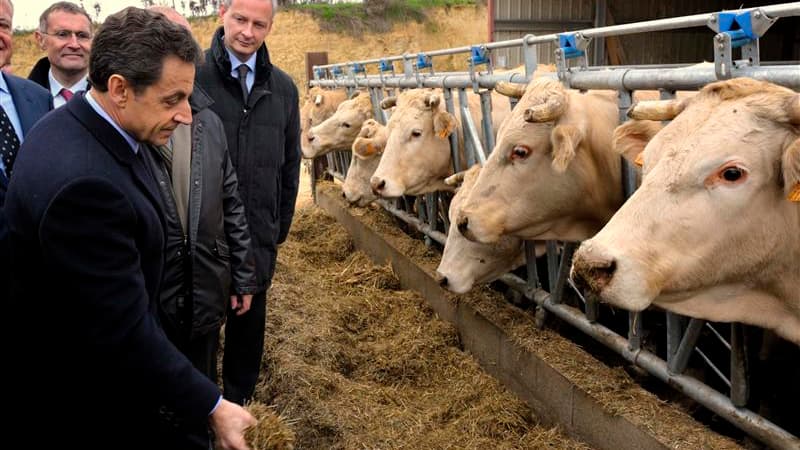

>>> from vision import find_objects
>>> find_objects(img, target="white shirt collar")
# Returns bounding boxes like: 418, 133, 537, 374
225, 47, 256, 75
48, 69, 89, 98
85, 91, 140, 153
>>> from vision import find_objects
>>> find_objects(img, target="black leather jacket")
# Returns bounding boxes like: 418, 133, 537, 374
147, 86, 257, 341
195, 27, 301, 288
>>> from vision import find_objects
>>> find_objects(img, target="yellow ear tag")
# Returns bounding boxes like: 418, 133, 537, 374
788, 183, 800, 202
634, 152, 644, 167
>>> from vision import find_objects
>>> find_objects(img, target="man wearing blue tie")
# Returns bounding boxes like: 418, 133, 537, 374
0, 0, 52, 299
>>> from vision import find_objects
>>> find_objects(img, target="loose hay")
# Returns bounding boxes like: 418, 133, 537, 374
245, 402, 296, 450
257, 197, 589, 449
312, 183, 741, 450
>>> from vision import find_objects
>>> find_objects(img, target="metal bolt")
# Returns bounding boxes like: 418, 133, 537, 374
709, 15, 716, 23
715, 34, 725, 42
754, 11, 761, 18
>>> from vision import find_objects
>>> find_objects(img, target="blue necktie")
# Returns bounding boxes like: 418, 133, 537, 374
237, 64, 250, 103
0, 104, 20, 178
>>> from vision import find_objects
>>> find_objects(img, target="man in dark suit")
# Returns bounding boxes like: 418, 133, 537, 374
6, 8, 254, 450
0, 0, 52, 299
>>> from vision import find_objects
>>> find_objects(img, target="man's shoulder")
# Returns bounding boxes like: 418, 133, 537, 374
4, 72, 50, 100
266, 65, 298, 98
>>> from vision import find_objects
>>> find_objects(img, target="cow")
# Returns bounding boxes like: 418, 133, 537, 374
435, 164, 525, 294
455, 77, 623, 244
342, 119, 388, 207
571, 78, 800, 345
300, 87, 348, 159
306, 90, 375, 159
369, 88, 512, 198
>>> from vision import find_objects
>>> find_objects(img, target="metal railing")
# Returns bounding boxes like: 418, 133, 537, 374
310, 4, 800, 448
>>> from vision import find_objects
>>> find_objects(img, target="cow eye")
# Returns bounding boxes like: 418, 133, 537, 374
510, 145, 532, 161
342, 122, 351, 128
722, 167, 743, 182
411, 129, 422, 138
707, 164, 748, 187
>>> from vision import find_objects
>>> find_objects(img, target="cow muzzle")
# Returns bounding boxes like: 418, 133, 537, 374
370, 177, 386, 196
571, 243, 617, 295
434, 271, 448, 288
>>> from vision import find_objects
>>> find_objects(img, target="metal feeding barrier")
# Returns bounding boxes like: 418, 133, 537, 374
310, 3, 800, 448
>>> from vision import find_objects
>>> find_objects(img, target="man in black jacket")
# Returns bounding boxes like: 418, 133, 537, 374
6, 8, 254, 449
147, 8, 258, 445
196, 0, 301, 405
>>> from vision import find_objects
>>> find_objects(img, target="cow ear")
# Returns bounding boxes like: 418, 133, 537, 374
352, 137, 378, 160
434, 112, 457, 139
784, 138, 800, 202
612, 120, 663, 167
550, 125, 583, 173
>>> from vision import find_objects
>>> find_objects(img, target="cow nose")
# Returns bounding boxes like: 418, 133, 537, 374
307, 133, 315, 142
371, 178, 386, 195
572, 246, 617, 294
457, 216, 469, 235
434, 272, 448, 287
341, 191, 346, 199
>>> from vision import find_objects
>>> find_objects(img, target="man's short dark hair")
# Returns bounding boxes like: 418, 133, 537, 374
89, 7, 201, 94
38, 1, 92, 32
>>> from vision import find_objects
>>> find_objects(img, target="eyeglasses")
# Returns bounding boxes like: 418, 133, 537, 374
41, 30, 92, 42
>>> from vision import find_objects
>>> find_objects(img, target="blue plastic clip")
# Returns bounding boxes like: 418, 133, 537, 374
331, 66, 343, 77
313, 68, 324, 79
717, 11, 758, 48
415, 54, 432, 70
558, 33, 585, 59
470, 46, 489, 65
351, 63, 366, 74
379, 59, 393, 73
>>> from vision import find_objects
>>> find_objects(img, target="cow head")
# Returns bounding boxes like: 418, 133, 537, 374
370, 89, 458, 197
300, 87, 348, 159
343, 119, 387, 207
435, 165, 525, 293
457, 77, 621, 244
306, 91, 374, 158
572, 78, 800, 344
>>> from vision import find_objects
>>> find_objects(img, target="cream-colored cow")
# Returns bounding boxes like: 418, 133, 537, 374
370, 88, 512, 197
300, 87, 348, 159
435, 165, 525, 294
572, 78, 800, 345
456, 77, 623, 243
306, 91, 374, 159
342, 119, 387, 207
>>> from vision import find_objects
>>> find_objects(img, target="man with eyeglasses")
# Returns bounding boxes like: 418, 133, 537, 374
29, 1, 92, 108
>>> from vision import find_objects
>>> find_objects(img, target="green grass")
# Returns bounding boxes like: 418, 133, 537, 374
288, 0, 476, 34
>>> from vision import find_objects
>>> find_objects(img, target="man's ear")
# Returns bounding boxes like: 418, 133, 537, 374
433, 112, 456, 139
107, 74, 130, 108
612, 120, 663, 168
783, 138, 800, 202
34, 31, 45, 50
550, 124, 583, 173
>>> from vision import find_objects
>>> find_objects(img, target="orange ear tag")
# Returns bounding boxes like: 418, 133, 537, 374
788, 183, 800, 202
366, 143, 375, 155
634, 152, 644, 167
438, 129, 450, 139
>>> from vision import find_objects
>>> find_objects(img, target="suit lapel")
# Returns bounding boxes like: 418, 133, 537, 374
4, 74, 38, 135
66, 94, 166, 229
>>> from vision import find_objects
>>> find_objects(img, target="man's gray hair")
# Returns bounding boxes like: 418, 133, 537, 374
222, 0, 277, 19
39, 1, 92, 32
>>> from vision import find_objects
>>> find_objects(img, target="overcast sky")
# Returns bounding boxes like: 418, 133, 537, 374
13, 1, 192, 31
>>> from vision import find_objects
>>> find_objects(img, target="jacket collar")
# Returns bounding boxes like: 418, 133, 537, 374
189, 84, 214, 113
210, 26, 272, 87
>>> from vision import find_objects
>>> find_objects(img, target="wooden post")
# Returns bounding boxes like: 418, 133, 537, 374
305, 52, 333, 201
